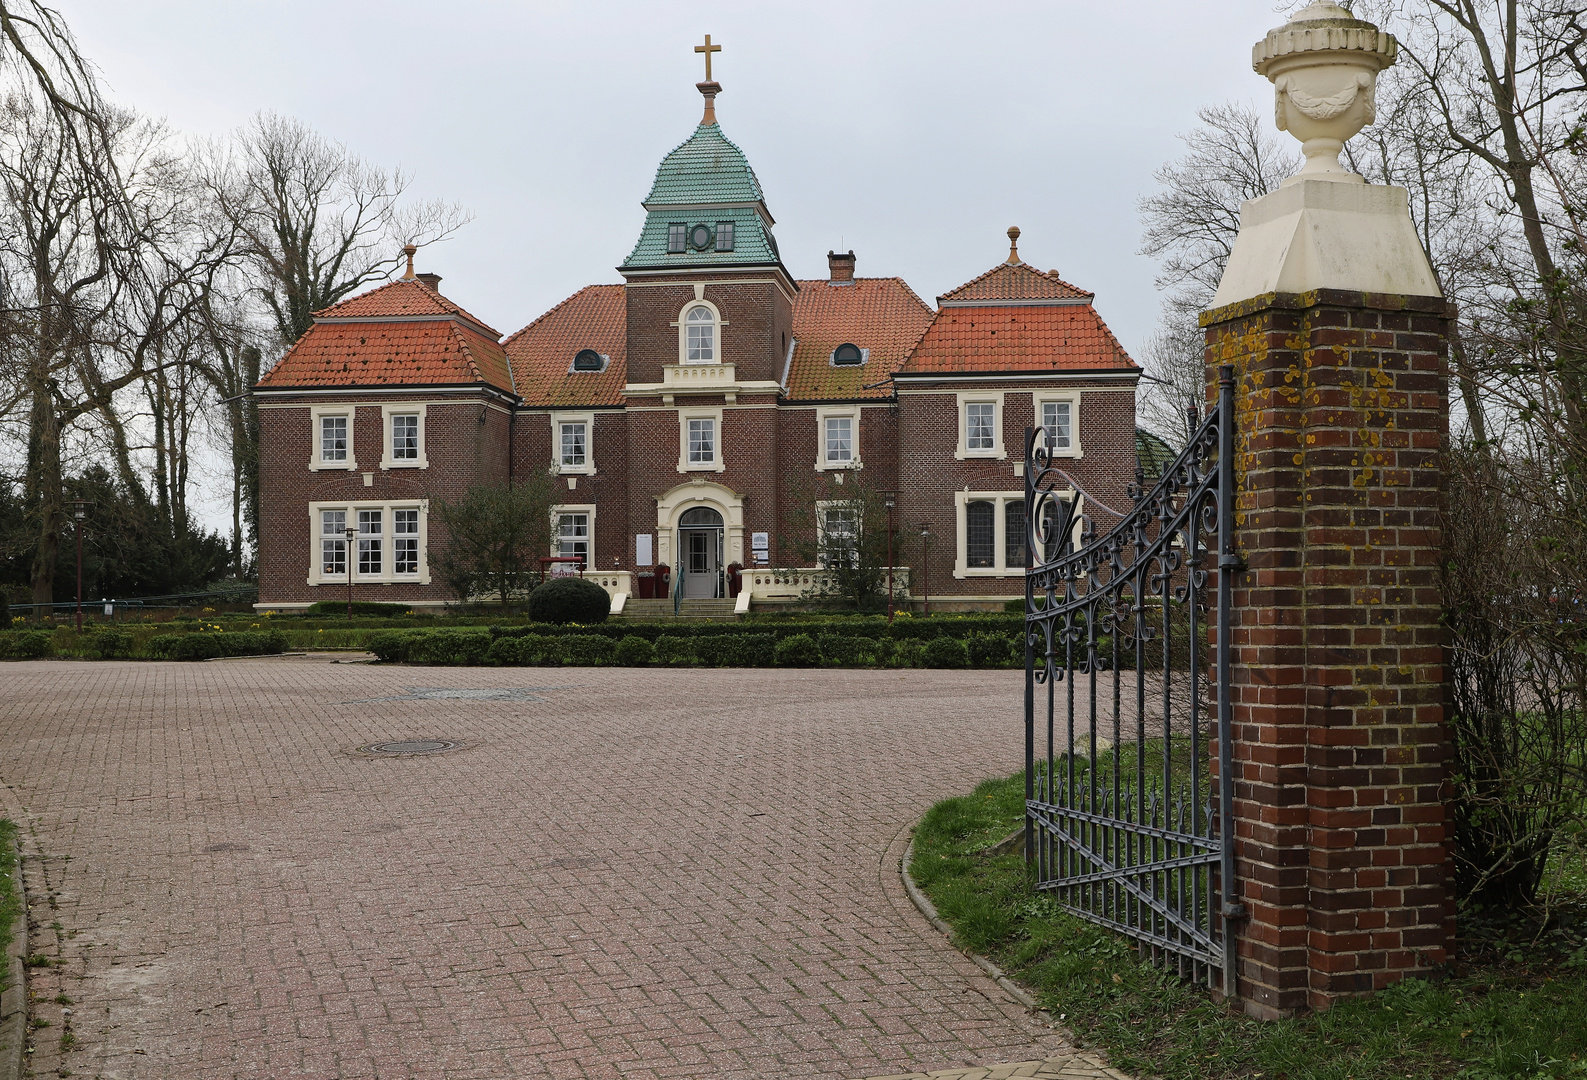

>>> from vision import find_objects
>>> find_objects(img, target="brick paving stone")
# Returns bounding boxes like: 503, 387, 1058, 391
0, 658, 1130, 1079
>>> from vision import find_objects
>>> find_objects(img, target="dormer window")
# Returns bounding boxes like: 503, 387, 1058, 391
689, 223, 713, 251
715, 222, 734, 251
831, 343, 864, 366
685, 305, 715, 362
572, 349, 606, 372
668, 223, 687, 253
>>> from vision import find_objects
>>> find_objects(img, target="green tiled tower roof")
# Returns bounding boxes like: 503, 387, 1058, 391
622, 111, 785, 272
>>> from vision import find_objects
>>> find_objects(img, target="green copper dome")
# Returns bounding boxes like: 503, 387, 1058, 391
622, 120, 784, 272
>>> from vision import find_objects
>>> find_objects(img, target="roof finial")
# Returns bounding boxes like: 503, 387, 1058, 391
1006, 226, 1021, 265
695, 34, 722, 125
402, 243, 416, 280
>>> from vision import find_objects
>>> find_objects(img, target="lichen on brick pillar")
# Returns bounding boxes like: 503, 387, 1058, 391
1202, 1, 1455, 1018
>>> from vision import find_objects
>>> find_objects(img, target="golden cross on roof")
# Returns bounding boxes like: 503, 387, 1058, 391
694, 34, 721, 82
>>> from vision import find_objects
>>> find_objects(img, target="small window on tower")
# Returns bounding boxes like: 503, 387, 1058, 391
715, 222, 734, 251
832, 343, 863, 366
668, 223, 687, 253
572, 349, 604, 372
690, 223, 713, 251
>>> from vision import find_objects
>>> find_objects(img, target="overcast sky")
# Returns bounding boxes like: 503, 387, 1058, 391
59, 0, 1295, 356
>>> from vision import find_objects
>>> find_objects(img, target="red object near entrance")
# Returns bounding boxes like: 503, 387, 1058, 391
636, 571, 656, 599
654, 563, 671, 597
726, 562, 742, 598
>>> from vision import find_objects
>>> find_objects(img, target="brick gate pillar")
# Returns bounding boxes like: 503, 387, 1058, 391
1200, 4, 1455, 1018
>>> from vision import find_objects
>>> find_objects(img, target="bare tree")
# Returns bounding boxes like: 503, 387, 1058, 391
207, 112, 470, 346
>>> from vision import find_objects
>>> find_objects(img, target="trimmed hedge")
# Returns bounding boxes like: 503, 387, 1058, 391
0, 631, 54, 659
306, 600, 413, 616
363, 616, 1031, 669
146, 630, 288, 661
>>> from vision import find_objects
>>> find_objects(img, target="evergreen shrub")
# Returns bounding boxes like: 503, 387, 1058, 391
560, 635, 615, 666
146, 630, 287, 661
819, 635, 875, 667
924, 636, 969, 669
307, 600, 413, 617
893, 640, 927, 668
696, 632, 775, 668
613, 635, 655, 666
94, 629, 135, 659
405, 630, 490, 666
527, 578, 610, 625
653, 634, 695, 666
366, 630, 414, 662
775, 633, 821, 667
10, 631, 51, 659
487, 634, 550, 665
966, 632, 1014, 668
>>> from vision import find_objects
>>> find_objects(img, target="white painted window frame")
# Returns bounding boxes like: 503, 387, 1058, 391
814, 405, 862, 470
552, 411, 597, 475
1034, 392, 1083, 459
672, 298, 726, 365
814, 498, 861, 569
551, 503, 597, 568
380, 403, 427, 470
952, 489, 1079, 578
954, 391, 1006, 460
306, 500, 429, 585
310, 405, 356, 471
677, 407, 726, 473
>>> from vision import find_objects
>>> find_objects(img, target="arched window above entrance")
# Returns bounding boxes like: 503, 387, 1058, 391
681, 302, 719, 364
679, 506, 724, 528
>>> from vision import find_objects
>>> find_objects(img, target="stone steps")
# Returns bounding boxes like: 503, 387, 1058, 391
619, 598, 738, 621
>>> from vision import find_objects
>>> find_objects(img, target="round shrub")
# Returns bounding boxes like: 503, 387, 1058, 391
966, 632, 1014, 668
527, 578, 610, 625
12, 631, 52, 660
892, 640, 927, 668
775, 633, 821, 667
923, 636, 969, 669
94, 628, 135, 659
559, 635, 616, 667
653, 634, 696, 667
613, 635, 655, 667
819, 635, 876, 667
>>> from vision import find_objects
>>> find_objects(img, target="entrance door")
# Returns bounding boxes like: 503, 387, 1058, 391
678, 507, 723, 599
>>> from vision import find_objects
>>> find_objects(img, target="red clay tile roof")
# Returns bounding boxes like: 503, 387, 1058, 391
316, 278, 502, 335
256, 279, 514, 392
938, 261, 1093, 304
900, 305, 1138, 374
257, 319, 516, 391
503, 285, 627, 408
786, 278, 934, 401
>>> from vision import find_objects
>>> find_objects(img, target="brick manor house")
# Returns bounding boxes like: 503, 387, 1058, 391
253, 74, 1144, 612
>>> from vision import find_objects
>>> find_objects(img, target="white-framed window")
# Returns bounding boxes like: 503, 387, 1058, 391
380, 404, 427, 469
953, 489, 1078, 578
549, 411, 597, 475
1036, 392, 1084, 459
320, 509, 347, 577
673, 298, 726, 365
393, 508, 420, 575
307, 501, 429, 585
310, 405, 356, 470
816, 501, 860, 569
814, 405, 863, 470
551, 503, 597, 569
677, 408, 725, 472
954, 392, 1006, 460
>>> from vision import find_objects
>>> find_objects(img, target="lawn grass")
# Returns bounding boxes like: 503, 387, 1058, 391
0, 819, 18, 996
911, 770, 1587, 1080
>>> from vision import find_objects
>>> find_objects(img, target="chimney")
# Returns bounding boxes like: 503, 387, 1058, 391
827, 249, 856, 284
416, 272, 442, 294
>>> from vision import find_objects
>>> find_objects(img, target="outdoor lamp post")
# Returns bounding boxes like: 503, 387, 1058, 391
343, 524, 356, 618
916, 523, 932, 617
880, 491, 898, 623
71, 499, 90, 631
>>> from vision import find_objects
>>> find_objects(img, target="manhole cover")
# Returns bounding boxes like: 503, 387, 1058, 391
360, 740, 458, 756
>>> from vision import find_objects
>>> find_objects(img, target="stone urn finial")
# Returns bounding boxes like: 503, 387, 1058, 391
1253, 1, 1398, 182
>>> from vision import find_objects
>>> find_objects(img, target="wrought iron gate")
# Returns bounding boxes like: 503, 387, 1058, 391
1023, 366, 1238, 991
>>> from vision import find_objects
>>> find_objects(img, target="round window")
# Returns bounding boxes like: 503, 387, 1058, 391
690, 223, 713, 251
832, 343, 863, 366
572, 349, 603, 371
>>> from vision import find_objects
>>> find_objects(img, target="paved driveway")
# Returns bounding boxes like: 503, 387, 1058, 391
0, 658, 1079, 1080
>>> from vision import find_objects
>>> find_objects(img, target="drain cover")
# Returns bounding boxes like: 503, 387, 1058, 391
360, 740, 458, 755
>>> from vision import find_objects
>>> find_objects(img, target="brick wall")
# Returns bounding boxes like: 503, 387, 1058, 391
624, 276, 792, 386
1204, 289, 1453, 1017
256, 393, 509, 605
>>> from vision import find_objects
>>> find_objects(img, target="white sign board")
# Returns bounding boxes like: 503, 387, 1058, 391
751, 532, 769, 563
635, 533, 654, 567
